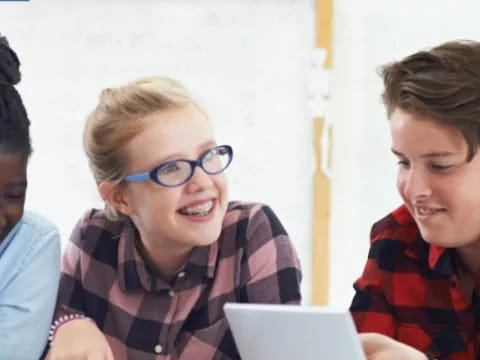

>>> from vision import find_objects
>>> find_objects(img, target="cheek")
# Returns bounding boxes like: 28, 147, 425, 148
443, 177, 477, 208
214, 175, 228, 202
150, 190, 181, 213
396, 172, 406, 197
6, 203, 24, 224
132, 185, 181, 214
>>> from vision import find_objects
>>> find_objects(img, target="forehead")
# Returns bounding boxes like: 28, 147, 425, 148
389, 110, 467, 152
124, 104, 215, 168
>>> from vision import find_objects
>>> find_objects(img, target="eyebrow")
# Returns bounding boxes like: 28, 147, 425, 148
391, 148, 457, 158
149, 140, 218, 168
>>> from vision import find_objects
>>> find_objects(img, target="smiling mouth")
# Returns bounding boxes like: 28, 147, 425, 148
178, 200, 215, 217
414, 206, 446, 217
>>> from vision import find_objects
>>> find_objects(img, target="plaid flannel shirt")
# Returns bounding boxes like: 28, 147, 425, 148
351, 204, 480, 360
54, 201, 302, 360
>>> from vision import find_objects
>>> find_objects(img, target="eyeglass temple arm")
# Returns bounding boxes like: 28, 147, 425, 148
124, 173, 150, 182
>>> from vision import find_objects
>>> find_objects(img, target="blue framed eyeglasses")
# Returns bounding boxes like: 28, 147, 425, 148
124, 145, 233, 187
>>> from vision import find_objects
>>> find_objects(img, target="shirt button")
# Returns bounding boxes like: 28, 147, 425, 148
169, 289, 176, 297
449, 279, 457, 288
154, 344, 163, 354
177, 271, 186, 279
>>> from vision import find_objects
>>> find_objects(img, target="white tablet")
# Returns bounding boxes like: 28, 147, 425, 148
224, 303, 366, 360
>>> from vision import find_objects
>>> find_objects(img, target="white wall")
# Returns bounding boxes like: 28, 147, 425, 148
329, 0, 480, 307
0, 0, 315, 301
8, 0, 477, 308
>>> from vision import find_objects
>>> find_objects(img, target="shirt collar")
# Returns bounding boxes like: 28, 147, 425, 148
393, 205, 455, 277
0, 213, 24, 257
117, 219, 220, 292
184, 239, 219, 280
117, 220, 147, 292
400, 231, 454, 278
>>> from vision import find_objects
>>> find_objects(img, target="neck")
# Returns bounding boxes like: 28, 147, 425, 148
136, 232, 193, 280
456, 242, 480, 278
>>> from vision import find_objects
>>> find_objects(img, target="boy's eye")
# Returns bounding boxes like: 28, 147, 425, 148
396, 160, 409, 167
431, 164, 453, 171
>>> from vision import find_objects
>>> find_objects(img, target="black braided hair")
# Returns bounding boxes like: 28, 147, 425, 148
0, 34, 31, 157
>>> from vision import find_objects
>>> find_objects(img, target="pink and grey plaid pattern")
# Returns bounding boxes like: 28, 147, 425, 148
55, 201, 302, 359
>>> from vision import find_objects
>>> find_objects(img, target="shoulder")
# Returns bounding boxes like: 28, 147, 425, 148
14, 211, 60, 257
223, 201, 286, 237
71, 208, 127, 245
221, 201, 289, 253
224, 201, 284, 230
2, 211, 60, 275
367, 205, 421, 270
64, 209, 127, 270
370, 204, 418, 245
19, 210, 59, 238
221, 202, 301, 301
224, 201, 264, 216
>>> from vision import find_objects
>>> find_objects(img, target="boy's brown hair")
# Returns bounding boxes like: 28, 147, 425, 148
381, 40, 480, 160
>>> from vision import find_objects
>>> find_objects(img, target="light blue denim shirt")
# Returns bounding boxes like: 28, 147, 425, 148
0, 211, 60, 360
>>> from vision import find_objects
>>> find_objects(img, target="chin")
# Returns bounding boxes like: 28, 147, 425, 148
188, 235, 219, 248
421, 233, 458, 248
185, 226, 222, 247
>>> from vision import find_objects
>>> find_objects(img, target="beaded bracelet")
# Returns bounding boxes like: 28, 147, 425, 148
48, 314, 94, 345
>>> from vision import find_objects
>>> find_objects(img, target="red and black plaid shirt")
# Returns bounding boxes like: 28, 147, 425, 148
351, 204, 480, 360
54, 201, 302, 359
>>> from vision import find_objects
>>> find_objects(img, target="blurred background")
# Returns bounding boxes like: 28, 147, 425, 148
1, 0, 478, 307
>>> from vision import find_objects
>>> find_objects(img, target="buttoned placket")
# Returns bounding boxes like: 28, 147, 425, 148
153, 270, 189, 356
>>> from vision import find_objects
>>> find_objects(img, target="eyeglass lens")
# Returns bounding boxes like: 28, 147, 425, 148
155, 146, 231, 186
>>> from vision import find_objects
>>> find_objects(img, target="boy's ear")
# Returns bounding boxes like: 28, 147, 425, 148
98, 181, 133, 216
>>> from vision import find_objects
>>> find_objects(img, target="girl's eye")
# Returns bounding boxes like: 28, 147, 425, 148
4, 194, 25, 203
396, 160, 410, 167
159, 162, 181, 175
203, 150, 216, 162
